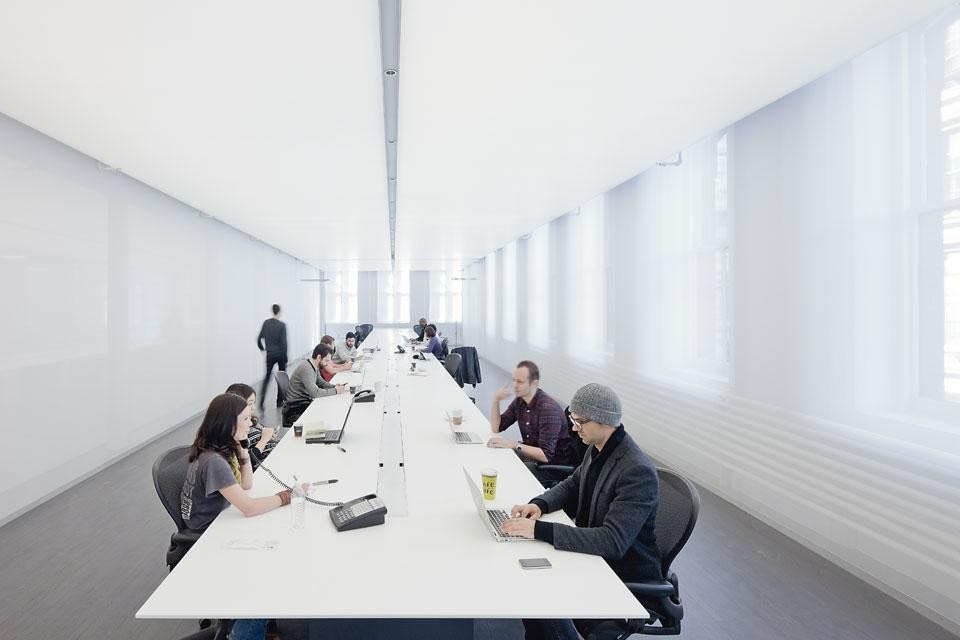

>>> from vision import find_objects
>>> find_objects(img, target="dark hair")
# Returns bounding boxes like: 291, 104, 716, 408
516, 360, 540, 382
321, 335, 335, 346
312, 343, 334, 359
189, 394, 247, 462
418, 317, 427, 325
272, 304, 281, 315
224, 382, 255, 400
345, 331, 356, 340
425, 325, 437, 338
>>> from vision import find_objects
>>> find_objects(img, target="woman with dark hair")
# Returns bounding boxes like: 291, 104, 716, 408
224, 383, 279, 464
181, 394, 293, 640
181, 394, 292, 533
423, 325, 444, 360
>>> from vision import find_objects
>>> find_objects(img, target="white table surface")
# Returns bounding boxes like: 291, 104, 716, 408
137, 330, 647, 620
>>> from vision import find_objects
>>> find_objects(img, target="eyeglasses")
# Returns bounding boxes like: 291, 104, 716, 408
570, 416, 592, 430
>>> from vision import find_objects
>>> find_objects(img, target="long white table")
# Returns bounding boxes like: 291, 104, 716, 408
137, 329, 646, 634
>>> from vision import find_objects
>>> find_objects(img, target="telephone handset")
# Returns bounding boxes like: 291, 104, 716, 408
354, 389, 376, 403
330, 494, 387, 531
395, 345, 406, 354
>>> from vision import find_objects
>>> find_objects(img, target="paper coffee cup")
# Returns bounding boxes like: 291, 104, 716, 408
451, 408, 463, 425
481, 468, 498, 501
293, 424, 303, 437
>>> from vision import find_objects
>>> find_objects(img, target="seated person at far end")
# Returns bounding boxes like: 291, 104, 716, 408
333, 331, 359, 365
488, 361, 573, 472
413, 317, 429, 342
422, 325, 444, 359
500, 383, 661, 640
282, 344, 346, 427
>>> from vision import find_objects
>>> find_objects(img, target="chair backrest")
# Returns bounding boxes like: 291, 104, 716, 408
152, 445, 192, 533
275, 370, 290, 402
654, 467, 701, 577
440, 337, 449, 358
413, 324, 424, 338
443, 352, 462, 378
563, 406, 589, 466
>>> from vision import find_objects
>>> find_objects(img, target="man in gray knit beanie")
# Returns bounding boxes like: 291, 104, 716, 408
501, 383, 661, 640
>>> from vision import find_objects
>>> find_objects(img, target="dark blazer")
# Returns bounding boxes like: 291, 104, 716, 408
535, 430, 661, 582
451, 346, 482, 387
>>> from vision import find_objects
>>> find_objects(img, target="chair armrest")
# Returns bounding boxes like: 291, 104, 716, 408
625, 579, 677, 599
172, 530, 202, 547
537, 464, 575, 475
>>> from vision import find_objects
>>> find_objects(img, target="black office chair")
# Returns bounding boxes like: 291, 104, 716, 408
443, 352, 462, 379
412, 324, 425, 339
588, 467, 701, 638
535, 406, 588, 491
152, 446, 201, 571
440, 337, 449, 359
152, 447, 240, 640
275, 370, 290, 407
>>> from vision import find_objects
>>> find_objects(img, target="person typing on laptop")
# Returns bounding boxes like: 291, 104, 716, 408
488, 361, 573, 484
499, 383, 661, 640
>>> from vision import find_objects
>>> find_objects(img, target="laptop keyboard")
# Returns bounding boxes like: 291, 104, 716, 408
487, 509, 525, 539
454, 431, 476, 443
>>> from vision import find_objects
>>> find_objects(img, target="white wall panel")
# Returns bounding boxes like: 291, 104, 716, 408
0, 112, 320, 524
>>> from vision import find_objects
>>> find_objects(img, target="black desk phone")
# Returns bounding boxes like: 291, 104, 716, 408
354, 389, 375, 403
330, 494, 387, 531
395, 345, 406, 354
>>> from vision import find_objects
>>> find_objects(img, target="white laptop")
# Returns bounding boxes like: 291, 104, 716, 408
446, 412, 483, 444
461, 467, 533, 543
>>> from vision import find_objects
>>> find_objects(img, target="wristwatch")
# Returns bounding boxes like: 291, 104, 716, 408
515, 443, 522, 453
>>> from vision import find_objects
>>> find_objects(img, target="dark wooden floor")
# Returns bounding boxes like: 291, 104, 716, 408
0, 372, 955, 640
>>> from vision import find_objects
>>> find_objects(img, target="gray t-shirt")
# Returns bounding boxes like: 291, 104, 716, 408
180, 451, 237, 532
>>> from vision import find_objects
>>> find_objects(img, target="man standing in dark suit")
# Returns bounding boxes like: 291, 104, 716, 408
256, 304, 287, 410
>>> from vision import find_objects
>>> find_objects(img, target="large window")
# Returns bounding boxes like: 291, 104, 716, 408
376, 270, 410, 323
324, 269, 358, 324
526, 224, 550, 348
694, 132, 731, 369
429, 271, 463, 322
565, 197, 607, 355
502, 242, 518, 341
485, 252, 497, 338
918, 15, 960, 404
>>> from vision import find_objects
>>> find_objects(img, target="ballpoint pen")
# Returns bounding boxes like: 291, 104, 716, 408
312, 479, 339, 485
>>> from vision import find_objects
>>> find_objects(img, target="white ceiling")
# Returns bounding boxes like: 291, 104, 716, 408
0, 0, 952, 272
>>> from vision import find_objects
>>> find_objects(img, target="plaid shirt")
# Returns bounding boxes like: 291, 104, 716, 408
498, 389, 573, 465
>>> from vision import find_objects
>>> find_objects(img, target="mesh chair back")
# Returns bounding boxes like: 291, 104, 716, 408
563, 406, 589, 466
275, 370, 290, 403
152, 446, 192, 532
440, 337, 449, 358
654, 467, 701, 577
443, 352, 462, 378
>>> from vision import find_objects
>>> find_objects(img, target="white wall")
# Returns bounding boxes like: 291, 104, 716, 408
0, 112, 321, 525
463, 19, 960, 634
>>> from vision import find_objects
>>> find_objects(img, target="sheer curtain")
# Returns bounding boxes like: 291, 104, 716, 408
527, 224, 550, 348
324, 269, 358, 324
429, 270, 462, 322
501, 241, 518, 341
376, 270, 410, 323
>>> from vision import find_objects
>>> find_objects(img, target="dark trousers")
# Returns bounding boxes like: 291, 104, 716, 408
261, 352, 287, 408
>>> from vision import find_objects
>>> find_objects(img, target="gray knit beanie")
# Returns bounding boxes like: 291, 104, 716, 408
570, 383, 622, 426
